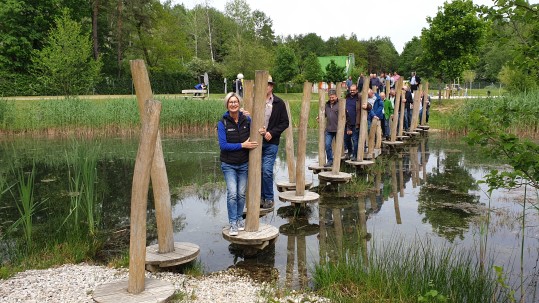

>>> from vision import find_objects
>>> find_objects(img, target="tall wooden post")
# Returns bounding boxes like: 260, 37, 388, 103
398, 82, 406, 136
295, 82, 312, 196
385, 79, 390, 98
356, 76, 370, 161
128, 100, 161, 294
332, 84, 345, 174
284, 101, 296, 183
390, 79, 403, 141
130, 60, 174, 253
421, 82, 429, 126
243, 80, 254, 114
245, 71, 268, 232
367, 118, 379, 158
318, 89, 327, 166
411, 86, 422, 131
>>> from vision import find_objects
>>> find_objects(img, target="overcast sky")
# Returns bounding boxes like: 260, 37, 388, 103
167, 0, 538, 54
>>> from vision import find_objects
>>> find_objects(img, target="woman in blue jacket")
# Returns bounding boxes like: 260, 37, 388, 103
217, 93, 258, 236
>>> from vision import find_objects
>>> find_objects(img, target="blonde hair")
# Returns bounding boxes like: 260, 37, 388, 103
224, 92, 243, 108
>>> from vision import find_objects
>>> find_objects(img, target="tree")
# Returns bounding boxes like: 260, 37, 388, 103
462, 69, 476, 91
421, 0, 486, 83
252, 10, 275, 47
303, 52, 323, 83
32, 10, 102, 96
399, 36, 425, 76
324, 59, 345, 85
272, 45, 298, 93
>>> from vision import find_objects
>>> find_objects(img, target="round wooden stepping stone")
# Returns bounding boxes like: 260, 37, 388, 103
318, 171, 352, 183
145, 242, 199, 271
418, 125, 430, 130
276, 180, 313, 192
382, 141, 405, 146
404, 131, 420, 136
222, 223, 279, 249
396, 135, 410, 141
243, 206, 274, 217
93, 278, 174, 303
278, 190, 320, 204
308, 163, 332, 174
345, 159, 375, 167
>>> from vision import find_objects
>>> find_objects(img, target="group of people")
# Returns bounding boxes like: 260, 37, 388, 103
217, 76, 289, 236
323, 71, 430, 165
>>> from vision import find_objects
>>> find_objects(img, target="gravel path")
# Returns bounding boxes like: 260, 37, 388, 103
0, 264, 329, 303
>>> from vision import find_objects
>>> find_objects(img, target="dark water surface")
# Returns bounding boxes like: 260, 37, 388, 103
0, 132, 537, 295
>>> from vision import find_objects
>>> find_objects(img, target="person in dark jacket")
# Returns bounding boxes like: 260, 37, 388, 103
404, 85, 413, 131
344, 85, 360, 161
322, 89, 340, 167
217, 92, 258, 236
409, 72, 421, 92
258, 75, 289, 209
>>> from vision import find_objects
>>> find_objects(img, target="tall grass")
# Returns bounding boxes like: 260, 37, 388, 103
313, 236, 504, 303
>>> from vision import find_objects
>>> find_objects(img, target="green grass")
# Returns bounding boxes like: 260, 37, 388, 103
313, 237, 506, 303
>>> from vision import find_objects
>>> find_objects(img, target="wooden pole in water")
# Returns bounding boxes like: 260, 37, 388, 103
243, 80, 254, 114
411, 86, 422, 130
367, 119, 378, 158
421, 82, 429, 126
356, 76, 370, 161
128, 99, 161, 294
332, 84, 345, 174
130, 60, 174, 253
284, 101, 296, 183
398, 81, 406, 136
245, 71, 268, 232
390, 79, 403, 141
295, 82, 312, 195
318, 89, 327, 166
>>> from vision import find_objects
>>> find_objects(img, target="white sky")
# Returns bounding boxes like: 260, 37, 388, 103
168, 0, 538, 54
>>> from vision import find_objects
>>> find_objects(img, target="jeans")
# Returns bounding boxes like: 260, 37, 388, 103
325, 131, 337, 162
419, 108, 430, 123
384, 117, 391, 137
405, 108, 412, 130
221, 162, 248, 224
343, 128, 358, 158
261, 143, 279, 201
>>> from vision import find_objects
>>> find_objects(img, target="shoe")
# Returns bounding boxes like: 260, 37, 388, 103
262, 199, 274, 209
350, 156, 357, 161
344, 154, 350, 160
237, 219, 245, 231
229, 223, 238, 236
324, 161, 333, 168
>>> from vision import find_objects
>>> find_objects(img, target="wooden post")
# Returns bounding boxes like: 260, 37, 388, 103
332, 84, 345, 174
390, 79, 403, 141
356, 76, 370, 161
376, 123, 382, 149
318, 89, 327, 166
295, 82, 312, 196
128, 100, 161, 294
284, 101, 296, 183
421, 82, 429, 126
245, 71, 268, 232
385, 79, 390, 98
398, 81, 406, 136
243, 80, 254, 114
367, 118, 378, 158
411, 86, 422, 130
130, 60, 174, 253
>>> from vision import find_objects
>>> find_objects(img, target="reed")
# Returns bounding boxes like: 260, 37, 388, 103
313, 236, 501, 303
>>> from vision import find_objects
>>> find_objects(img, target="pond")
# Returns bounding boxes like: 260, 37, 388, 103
0, 132, 537, 298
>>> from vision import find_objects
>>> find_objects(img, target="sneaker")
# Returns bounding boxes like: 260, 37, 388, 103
229, 223, 238, 236
324, 161, 333, 168
350, 156, 357, 161
262, 199, 274, 209
237, 219, 245, 231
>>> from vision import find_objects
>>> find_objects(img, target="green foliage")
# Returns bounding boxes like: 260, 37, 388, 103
493, 266, 517, 302
422, 0, 486, 81
272, 45, 299, 90
365, 36, 399, 73
32, 10, 102, 96
418, 281, 448, 302
399, 36, 426, 76
302, 52, 323, 83
324, 59, 345, 85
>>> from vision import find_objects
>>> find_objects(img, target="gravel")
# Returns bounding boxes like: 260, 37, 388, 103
0, 264, 330, 303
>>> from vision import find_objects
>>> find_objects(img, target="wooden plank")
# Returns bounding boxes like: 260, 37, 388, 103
93, 278, 174, 303
245, 71, 268, 232
128, 100, 161, 294
130, 60, 174, 254
318, 88, 327, 166
181, 89, 207, 94
296, 82, 312, 196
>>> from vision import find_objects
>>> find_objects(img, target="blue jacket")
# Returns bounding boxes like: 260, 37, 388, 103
368, 93, 384, 121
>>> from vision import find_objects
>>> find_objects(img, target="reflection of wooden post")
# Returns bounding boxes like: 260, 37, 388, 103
285, 235, 295, 288
421, 83, 429, 126
390, 79, 403, 141
391, 159, 402, 224
399, 158, 404, 197
421, 140, 427, 184
296, 82, 312, 195
297, 235, 308, 288
411, 86, 422, 130
245, 71, 268, 231
130, 60, 174, 253
243, 80, 254, 113
376, 170, 382, 195
358, 197, 368, 266
284, 101, 296, 183
128, 100, 161, 294
332, 85, 345, 174
410, 146, 419, 188
333, 208, 343, 252
319, 205, 327, 265
356, 76, 370, 160
318, 89, 327, 166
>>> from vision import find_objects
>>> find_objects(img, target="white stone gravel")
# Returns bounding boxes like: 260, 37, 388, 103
0, 264, 330, 303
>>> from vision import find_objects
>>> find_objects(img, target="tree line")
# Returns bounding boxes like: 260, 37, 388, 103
0, 0, 536, 96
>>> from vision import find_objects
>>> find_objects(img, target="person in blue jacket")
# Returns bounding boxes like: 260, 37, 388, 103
367, 89, 384, 129
217, 92, 258, 236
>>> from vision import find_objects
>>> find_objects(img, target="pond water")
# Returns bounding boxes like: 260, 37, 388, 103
0, 132, 537, 297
